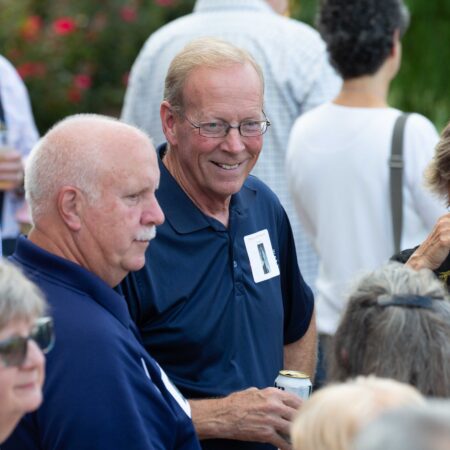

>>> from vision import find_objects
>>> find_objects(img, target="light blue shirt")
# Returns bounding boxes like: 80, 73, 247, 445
0, 55, 39, 240
121, 0, 341, 289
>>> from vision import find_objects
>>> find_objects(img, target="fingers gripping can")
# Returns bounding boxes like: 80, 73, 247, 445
274, 370, 312, 400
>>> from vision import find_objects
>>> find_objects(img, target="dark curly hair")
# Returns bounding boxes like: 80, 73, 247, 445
317, 0, 410, 79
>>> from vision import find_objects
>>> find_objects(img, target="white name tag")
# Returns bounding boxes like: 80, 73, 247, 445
141, 358, 191, 418
159, 365, 192, 418
244, 229, 280, 283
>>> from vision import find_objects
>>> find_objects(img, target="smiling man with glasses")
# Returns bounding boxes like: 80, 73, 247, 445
120, 37, 316, 450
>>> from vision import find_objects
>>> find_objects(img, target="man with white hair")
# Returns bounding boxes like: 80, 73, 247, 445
3, 114, 201, 450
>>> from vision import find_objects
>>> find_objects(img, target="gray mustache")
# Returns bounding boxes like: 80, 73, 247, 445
135, 227, 156, 241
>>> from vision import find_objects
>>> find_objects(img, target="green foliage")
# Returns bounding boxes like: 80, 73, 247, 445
0, 0, 195, 133
1, 0, 448, 133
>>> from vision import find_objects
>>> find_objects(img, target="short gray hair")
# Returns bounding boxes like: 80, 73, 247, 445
354, 400, 450, 450
425, 120, 450, 200
25, 114, 150, 222
328, 263, 450, 397
164, 37, 264, 112
0, 261, 47, 330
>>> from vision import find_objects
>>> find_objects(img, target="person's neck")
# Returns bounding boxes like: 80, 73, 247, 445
28, 226, 124, 287
0, 413, 20, 444
333, 75, 390, 108
28, 226, 73, 260
164, 148, 230, 227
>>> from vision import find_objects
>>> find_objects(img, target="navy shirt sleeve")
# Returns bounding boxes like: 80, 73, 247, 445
277, 208, 315, 344
4, 306, 198, 450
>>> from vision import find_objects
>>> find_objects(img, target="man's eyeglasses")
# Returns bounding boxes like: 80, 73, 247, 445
183, 113, 271, 138
0, 316, 55, 368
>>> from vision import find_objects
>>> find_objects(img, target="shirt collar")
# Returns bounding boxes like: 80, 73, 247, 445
157, 144, 254, 234
194, 0, 274, 15
11, 236, 132, 328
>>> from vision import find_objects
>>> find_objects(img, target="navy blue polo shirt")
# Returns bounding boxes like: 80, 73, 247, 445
121, 145, 314, 403
4, 236, 201, 450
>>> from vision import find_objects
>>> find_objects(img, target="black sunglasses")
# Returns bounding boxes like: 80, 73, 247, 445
0, 316, 55, 368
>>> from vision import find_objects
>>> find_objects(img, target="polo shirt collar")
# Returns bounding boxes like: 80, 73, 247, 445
157, 144, 253, 234
194, 0, 274, 14
12, 236, 132, 328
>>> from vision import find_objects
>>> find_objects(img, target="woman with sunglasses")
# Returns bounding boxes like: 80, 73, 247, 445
0, 261, 53, 443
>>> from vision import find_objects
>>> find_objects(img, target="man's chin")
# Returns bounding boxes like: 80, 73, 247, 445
126, 254, 148, 273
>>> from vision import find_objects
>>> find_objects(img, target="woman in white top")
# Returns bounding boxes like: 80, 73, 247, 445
286, 0, 446, 378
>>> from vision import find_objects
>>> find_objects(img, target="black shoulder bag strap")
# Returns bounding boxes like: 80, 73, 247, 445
389, 113, 410, 254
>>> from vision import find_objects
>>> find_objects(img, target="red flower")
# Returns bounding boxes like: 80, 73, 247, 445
21, 15, 43, 41
155, 0, 175, 6
120, 6, 137, 23
53, 17, 76, 35
67, 86, 82, 104
16, 62, 47, 80
74, 74, 92, 90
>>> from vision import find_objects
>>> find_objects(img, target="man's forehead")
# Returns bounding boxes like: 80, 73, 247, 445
181, 64, 264, 112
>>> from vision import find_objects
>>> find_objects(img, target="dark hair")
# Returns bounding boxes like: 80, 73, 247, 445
328, 263, 450, 397
317, 0, 410, 79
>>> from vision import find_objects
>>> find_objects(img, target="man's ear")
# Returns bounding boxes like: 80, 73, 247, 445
57, 186, 82, 231
160, 101, 178, 146
391, 29, 401, 57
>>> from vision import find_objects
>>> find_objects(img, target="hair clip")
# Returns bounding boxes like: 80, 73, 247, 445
377, 294, 434, 310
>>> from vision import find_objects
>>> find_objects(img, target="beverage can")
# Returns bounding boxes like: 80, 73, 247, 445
274, 370, 312, 400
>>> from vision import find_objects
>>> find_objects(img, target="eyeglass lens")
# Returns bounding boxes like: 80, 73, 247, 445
0, 317, 54, 367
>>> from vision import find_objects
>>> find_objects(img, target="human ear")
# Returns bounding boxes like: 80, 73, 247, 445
160, 101, 178, 146
57, 187, 82, 231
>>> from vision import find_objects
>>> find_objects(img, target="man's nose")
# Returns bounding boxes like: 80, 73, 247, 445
223, 127, 246, 153
141, 196, 165, 226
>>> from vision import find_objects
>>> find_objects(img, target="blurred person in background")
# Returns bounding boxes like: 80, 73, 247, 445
290, 376, 424, 450
328, 263, 450, 398
354, 400, 450, 450
0, 261, 52, 444
122, 0, 341, 292
286, 0, 445, 386
0, 54, 39, 256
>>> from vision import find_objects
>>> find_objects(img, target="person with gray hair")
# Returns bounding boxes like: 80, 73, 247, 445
3, 114, 201, 450
328, 262, 450, 397
120, 37, 316, 450
353, 400, 450, 450
0, 261, 52, 443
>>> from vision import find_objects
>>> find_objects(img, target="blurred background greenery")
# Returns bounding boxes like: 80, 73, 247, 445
0, 0, 448, 134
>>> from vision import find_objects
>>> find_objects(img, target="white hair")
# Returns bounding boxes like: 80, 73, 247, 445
25, 114, 151, 222
0, 261, 47, 330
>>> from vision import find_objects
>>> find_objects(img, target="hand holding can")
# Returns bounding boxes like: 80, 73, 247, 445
274, 370, 312, 400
